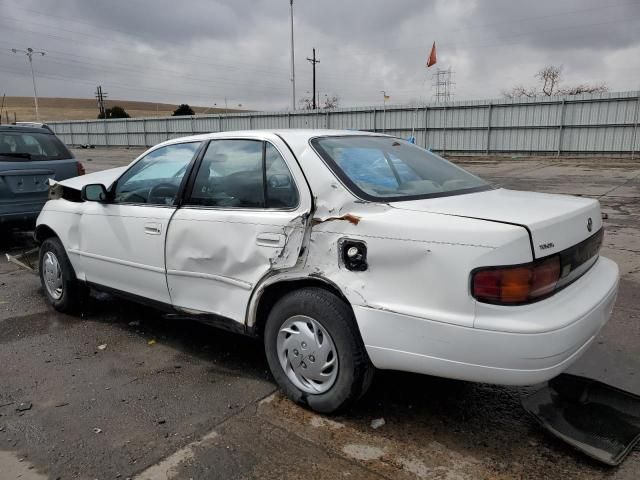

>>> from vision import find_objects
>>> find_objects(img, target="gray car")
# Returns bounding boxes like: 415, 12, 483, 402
0, 124, 82, 229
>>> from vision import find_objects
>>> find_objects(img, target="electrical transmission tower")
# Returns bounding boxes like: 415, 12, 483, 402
95, 85, 108, 118
432, 67, 455, 103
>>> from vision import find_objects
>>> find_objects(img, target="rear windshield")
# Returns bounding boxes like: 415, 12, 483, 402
0, 131, 72, 161
311, 136, 491, 201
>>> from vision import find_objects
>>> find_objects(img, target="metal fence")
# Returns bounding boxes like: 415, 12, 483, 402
49, 91, 640, 156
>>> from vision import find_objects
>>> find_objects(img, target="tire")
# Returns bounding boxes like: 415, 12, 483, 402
39, 237, 88, 313
264, 287, 374, 413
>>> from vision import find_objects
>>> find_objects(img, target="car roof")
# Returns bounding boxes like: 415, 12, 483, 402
154, 129, 389, 149
0, 124, 54, 134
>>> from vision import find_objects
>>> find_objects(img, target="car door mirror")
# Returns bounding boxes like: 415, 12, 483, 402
81, 183, 109, 202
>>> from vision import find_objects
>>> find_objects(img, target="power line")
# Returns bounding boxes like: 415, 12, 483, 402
0, 17, 290, 79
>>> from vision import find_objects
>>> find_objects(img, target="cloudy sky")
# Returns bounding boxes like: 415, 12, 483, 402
1, 0, 639, 111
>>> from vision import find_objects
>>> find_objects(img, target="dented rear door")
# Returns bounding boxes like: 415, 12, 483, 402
165, 137, 311, 323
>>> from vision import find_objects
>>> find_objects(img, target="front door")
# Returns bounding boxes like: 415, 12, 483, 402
165, 137, 311, 323
77, 142, 202, 304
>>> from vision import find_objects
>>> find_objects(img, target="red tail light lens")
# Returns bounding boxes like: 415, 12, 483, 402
472, 256, 561, 305
77, 161, 85, 176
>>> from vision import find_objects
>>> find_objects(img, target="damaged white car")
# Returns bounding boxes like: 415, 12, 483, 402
35, 130, 619, 413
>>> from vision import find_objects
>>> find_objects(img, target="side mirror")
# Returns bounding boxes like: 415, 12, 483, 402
81, 183, 109, 202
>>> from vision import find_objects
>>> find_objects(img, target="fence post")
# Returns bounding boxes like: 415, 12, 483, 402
103, 118, 109, 147
249, 114, 253, 130
85, 122, 90, 146
326, 110, 330, 129
373, 108, 377, 132
423, 106, 428, 149
442, 106, 447, 156
143, 118, 148, 147
165, 118, 169, 141
486, 102, 493, 155
124, 119, 130, 147
69, 122, 75, 146
631, 94, 640, 160
288, 112, 291, 128
190, 115, 195, 136
557, 99, 567, 157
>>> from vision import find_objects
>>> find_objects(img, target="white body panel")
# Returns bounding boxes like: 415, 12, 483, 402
393, 188, 602, 258
166, 207, 307, 321
37, 129, 619, 387
75, 203, 175, 303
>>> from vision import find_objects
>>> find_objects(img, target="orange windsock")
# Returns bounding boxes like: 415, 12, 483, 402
427, 42, 437, 68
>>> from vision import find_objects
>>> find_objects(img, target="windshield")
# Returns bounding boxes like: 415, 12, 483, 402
311, 136, 491, 201
0, 131, 72, 161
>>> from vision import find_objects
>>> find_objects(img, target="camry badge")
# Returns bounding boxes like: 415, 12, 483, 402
587, 217, 593, 232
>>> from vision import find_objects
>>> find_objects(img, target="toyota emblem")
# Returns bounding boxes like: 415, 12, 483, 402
587, 217, 593, 232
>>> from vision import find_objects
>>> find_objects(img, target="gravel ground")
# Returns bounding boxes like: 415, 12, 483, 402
0, 147, 638, 479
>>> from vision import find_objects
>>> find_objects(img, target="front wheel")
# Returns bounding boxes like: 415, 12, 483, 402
39, 237, 87, 313
264, 287, 374, 413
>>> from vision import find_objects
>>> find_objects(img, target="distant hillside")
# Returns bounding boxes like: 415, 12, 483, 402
0, 97, 246, 122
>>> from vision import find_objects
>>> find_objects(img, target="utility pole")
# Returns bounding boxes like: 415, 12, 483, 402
94, 85, 108, 118
289, 0, 296, 110
12, 47, 46, 121
0, 94, 5, 125
380, 91, 389, 132
306, 48, 320, 109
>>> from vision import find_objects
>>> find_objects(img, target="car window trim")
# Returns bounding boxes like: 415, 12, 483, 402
181, 138, 301, 212
109, 140, 205, 207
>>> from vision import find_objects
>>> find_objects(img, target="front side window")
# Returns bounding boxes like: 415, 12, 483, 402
113, 142, 201, 205
0, 131, 72, 161
187, 140, 298, 209
311, 136, 491, 201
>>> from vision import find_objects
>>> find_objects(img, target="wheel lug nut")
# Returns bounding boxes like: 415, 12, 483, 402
293, 349, 299, 356
301, 342, 307, 348
309, 356, 315, 362
301, 363, 307, 368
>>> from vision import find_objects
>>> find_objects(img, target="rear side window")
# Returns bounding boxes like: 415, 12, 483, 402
0, 131, 72, 161
311, 136, 490, 201
187, 140, 298, 209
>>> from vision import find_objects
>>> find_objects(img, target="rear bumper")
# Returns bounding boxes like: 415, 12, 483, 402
0, 201, 46, 224
354, 256, 619, 385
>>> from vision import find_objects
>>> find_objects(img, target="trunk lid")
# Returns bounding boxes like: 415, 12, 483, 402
0, 159, 78, 203
391, 188, 602, 259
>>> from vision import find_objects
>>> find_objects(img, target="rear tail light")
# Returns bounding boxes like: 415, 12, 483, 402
472, 256, 561, 305
77, 161, 85, 176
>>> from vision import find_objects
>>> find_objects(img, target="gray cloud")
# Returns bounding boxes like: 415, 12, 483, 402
0, 0, 638, 111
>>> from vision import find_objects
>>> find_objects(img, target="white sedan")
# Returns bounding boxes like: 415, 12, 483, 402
35, 130, 619, 413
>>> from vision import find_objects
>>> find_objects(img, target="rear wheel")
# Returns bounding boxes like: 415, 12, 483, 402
264, 287, 374, 413
39, 237, 87, 313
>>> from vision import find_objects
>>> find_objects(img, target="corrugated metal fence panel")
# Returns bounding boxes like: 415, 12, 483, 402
48, 91, 640, 154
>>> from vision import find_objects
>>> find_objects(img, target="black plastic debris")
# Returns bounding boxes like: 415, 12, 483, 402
522, 374, 640, 466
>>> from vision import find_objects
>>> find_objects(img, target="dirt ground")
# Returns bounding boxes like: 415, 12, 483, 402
0, 97, 243, 123
0, 148, 638, 479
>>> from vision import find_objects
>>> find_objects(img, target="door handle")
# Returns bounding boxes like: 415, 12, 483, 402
144, 222, 162, 235
256, 233, 286, 248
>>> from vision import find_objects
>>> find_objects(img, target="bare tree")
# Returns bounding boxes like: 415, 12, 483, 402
299, 94, 339, 110
503, 65, 608, 98
322, 95, 339, 109
502, 85, 537, 99
558, 83, 609, 95
299, 97, 314, 110
536, 65, 563, 96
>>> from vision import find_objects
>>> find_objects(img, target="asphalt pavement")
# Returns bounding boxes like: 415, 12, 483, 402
0, 148, 638, 479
